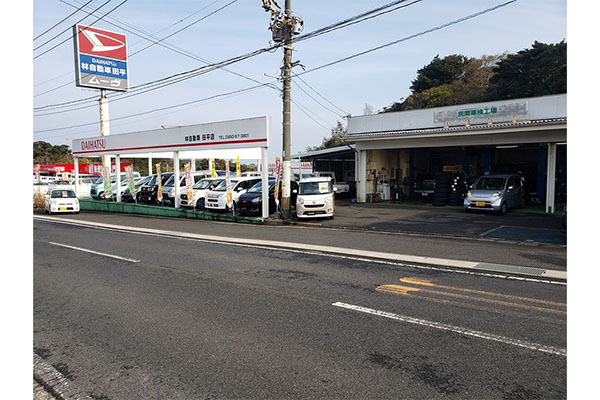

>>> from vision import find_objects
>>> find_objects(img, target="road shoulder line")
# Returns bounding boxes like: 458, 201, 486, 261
33, 215, 567, 281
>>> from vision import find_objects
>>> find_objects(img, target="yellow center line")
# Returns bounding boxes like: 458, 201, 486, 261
399, 277, 566, 308
376, 284, 565, 315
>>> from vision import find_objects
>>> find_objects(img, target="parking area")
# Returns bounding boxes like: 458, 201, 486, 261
295, 200, 566, 245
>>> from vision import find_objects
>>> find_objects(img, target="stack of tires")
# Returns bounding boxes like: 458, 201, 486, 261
448, 174, 467, 206
432, 172, 449, 206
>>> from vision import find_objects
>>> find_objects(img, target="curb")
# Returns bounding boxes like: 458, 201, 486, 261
34, 215, 566, 282
33, 353, 92, 400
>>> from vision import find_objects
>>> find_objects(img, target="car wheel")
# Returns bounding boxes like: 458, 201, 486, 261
500, 202, 507, 215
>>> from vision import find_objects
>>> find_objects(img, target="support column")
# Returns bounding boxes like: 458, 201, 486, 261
358, 150, 367, 203
174, 151, 180, 208
546, 143, 557, 213
99, 90, 111, 172
74, 157, 79, 198
148, 155, 153, 177
116, 155, 121, 202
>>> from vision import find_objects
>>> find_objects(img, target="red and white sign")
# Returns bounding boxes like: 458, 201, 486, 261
76, 26, 127, 61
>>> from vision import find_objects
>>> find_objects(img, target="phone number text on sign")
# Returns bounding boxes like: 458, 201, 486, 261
219, 133, 250, 140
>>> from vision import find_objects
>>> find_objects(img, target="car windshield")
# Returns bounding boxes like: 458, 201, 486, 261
193, 179, 217, 190
94, 176, 103, 184
248, 181, 276, 193
300, 181, 332, 195
473, 177, 507, 190
51, 190, 76, 198
213, 179, 239, 192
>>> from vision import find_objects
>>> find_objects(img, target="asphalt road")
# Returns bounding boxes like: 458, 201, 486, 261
34, 219, 566, 399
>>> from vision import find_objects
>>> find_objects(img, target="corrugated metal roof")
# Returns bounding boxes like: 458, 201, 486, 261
345, 118, 566, 140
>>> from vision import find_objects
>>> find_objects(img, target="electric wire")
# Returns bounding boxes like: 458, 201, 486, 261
34, 0, 516, 136
33, 0, 94, 41
33, 0, 129, 60
34, 0, 424, 108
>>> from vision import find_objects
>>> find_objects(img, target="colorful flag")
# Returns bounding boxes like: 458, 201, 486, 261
102, 166, 112, 197
274, 157, 281, 206
185, 163, 193, 203
225, 162, 233, 209
156, 163, 163, 202
125, 166, 136, 199
236, 155, 241, 177
210, 158, 215, 178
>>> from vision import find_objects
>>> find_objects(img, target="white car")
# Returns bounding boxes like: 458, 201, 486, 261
205, 177, 262, 211
296, 177, 336, 219
179, 177, 225, 209
45, 189, 80, 214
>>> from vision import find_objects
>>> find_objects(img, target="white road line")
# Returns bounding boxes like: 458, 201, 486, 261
332, 302, 567, 357
34, 216, 566, 284
48, 242, 140, 263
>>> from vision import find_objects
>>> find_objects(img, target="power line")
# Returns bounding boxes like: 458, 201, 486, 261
33, 0, 94, 41
33, 0, 112, 51
292, 74, 350, 116
34, 0, 424, 108
33, 0, 129, 60
33, 0, 516, 136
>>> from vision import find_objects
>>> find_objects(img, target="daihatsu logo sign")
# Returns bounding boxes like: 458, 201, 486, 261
73, 24, 129, 92
80, 139, 106, 151
80, 29, 125, 53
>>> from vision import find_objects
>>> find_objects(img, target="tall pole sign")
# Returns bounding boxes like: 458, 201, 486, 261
73, 24, 129, 176
73, 25, 129, 91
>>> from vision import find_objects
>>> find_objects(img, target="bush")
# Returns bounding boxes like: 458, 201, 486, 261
33, 193, 45, 210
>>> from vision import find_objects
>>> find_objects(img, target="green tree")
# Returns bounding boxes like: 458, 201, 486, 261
305, 121, 347, 152
486, 41, 566, 100
33, 141, 73, 163
410, 54, 471, 93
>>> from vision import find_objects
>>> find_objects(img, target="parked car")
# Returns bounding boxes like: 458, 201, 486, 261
44, 189, 80, 214
90, 172, 140, 199
413, 175, 436, 200
312, 171, 349, 194
463, 174, 525, 214
162, 171, 212, 206
237, 180, 299, 216
205, 177, 262, 212
108, 175, 152, 202
179, 177, 225, 209
295, 177, 336, 219
138, 173, 173, 204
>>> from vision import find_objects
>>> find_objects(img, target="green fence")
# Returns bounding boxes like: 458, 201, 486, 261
80, 199, 264, 224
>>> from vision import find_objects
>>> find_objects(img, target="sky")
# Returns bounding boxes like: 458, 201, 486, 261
30, 0, 567, 159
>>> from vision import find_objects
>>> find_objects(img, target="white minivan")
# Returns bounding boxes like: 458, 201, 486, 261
205, 177, 262, 211
296, 177, 336, 219
179, 177, 225, 209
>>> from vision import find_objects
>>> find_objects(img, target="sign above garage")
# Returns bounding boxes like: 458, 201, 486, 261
72, 116, 270, 157
434, 100, 529, 125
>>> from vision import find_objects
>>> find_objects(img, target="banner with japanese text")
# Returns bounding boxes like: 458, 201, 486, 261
225, 162, 233, 209
210, 158, 215, 178
274, 157, 281, 206
236, 156, 241, 177
125, 166, 136, 199
185, 163, 193, 203
156, 164, 163, 202
102, 166, 112, 197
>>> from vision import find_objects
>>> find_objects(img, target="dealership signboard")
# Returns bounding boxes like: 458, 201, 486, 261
72, 117, 270, 157
73, 24, 128, 91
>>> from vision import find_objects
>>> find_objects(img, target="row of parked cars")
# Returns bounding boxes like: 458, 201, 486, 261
91, 170, 338, 219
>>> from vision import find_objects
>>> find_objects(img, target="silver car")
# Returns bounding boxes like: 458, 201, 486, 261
464, 174, 525, 214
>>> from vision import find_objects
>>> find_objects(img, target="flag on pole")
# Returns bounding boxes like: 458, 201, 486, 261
102, 166, 112, 197
125, 166, 136, 199
225, 162, 233, 209
236, 155, 241, 177
156, 163, 163, 202
274, 157, 282, 206
185, 163, 193, 203
210, 158, 215, 178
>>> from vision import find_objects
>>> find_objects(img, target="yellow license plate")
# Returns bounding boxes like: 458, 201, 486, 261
59, 207, 67, 211
475, 201, 485, 207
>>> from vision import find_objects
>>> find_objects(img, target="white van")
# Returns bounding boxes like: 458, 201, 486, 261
205, 177, 262, 211
179, 177, 225, 209
296, 177, 336, 219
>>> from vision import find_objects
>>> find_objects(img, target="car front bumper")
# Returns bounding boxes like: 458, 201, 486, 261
463, 197, 502, 211
296, 202, 334, 218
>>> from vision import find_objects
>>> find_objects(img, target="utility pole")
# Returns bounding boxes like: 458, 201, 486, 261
280, 0, 292, 218
261, 0, 303, 219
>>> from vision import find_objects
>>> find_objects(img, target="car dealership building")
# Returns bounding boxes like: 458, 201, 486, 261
345, 94, 566, 213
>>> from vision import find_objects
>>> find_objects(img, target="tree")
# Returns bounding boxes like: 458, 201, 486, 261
363, 103, 374, 115
305, 121, 347, 152
486, 41, 566, 100
33, 141, 73, 163
409, 54, 471, 93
